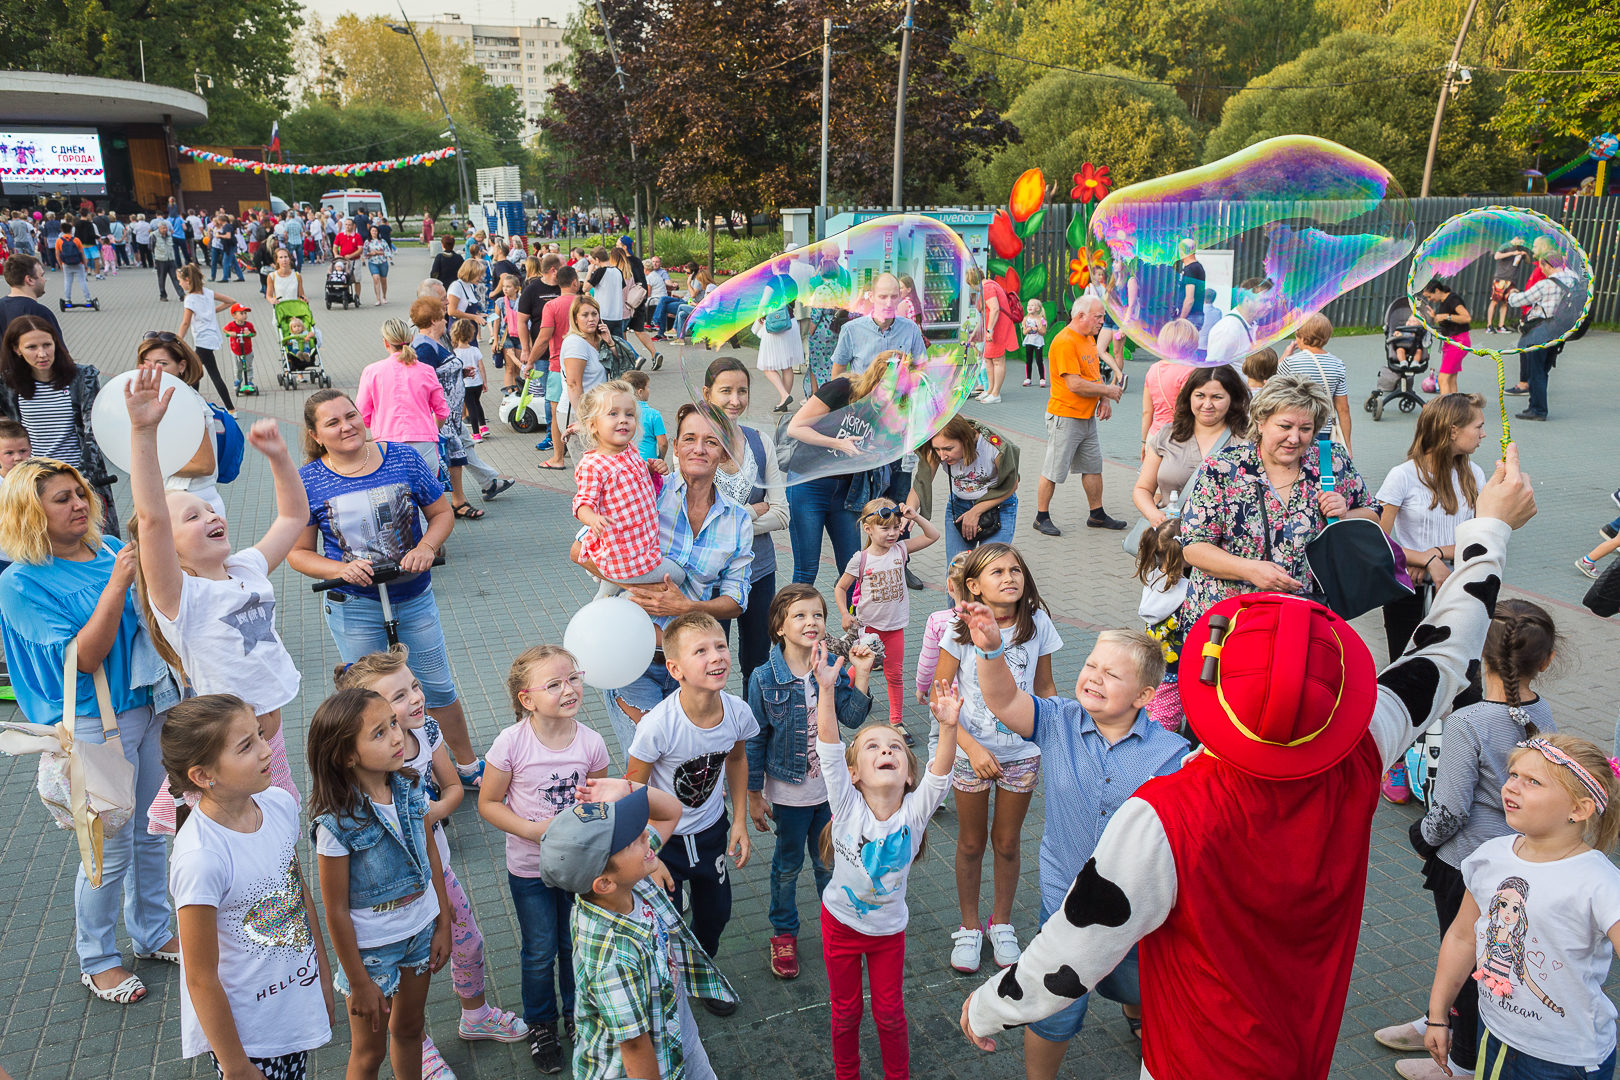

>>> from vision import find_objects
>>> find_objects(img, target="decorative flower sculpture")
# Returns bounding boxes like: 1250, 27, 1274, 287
1071, 162, 1112, 203
1068, 258, 1090, 288
988, 210, 1023, 260
1009, 169, 1046, 222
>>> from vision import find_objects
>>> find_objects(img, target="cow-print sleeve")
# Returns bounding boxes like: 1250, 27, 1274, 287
1371, 517, 1509, 770
966, 797, 1175, 1038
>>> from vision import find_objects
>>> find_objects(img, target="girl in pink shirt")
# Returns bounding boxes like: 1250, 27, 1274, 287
356, 319, 450, 472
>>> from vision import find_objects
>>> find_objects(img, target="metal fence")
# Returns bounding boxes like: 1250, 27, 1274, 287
825, 196, 1620, 328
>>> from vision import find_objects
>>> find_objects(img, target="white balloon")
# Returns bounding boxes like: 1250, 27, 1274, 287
90, 371, 207, 479
564, 597, 657, 691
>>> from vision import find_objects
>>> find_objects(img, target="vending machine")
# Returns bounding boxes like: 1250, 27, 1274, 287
819, 209, 995, 340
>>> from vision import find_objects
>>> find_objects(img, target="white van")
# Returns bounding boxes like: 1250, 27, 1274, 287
319, 189, 389, 222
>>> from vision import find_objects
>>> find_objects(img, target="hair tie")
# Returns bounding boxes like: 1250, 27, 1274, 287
1609, 757, 1620, 780
1517, 738, 1610, 814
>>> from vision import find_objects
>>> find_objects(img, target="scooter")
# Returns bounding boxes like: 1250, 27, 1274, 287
58, 297, 100, 312
311, 556, 447, 647
498, 366, 548, 435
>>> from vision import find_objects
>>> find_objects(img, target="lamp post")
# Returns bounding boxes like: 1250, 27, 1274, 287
390, 10, 473, 221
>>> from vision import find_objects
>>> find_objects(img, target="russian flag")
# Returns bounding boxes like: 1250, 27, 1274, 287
268, 121, 280, 154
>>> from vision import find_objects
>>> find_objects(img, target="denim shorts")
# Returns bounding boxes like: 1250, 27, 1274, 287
322, 583, 460, 708
333, 921, 434, 998
604, 655, 680, 760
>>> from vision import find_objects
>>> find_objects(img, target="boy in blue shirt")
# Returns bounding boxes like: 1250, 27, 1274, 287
956, 609, 1188, 1079
623, 370, 667, 464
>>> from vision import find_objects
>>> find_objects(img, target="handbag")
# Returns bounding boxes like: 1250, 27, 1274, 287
623, 280, 649, 312
1302, 438, 1414, 620
763, 306, 793, 335
0, 639, 135, 887
955, 500, 1002, 543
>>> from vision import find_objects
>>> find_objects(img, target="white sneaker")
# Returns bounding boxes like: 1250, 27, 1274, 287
986, 922, 1020, 968
979, 394, 1002, 404
950, 926, 984, 973
1374, 1020, 1428, 1052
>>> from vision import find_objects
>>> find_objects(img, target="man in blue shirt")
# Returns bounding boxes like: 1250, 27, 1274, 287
828, 272, 928, 378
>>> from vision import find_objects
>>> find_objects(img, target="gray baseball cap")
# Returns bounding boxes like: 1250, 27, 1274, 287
536, 788, 651, 894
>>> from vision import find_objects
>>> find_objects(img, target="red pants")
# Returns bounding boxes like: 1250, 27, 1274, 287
865, 625, 907, 726
822, 905, 908, 1080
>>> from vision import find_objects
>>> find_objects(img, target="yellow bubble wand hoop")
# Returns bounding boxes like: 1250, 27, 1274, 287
1406, 206, 1594, 455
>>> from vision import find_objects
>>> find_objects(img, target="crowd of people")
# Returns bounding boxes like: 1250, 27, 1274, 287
0, 223, 1616, 1080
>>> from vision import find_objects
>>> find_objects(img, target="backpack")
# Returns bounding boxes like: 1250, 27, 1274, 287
209, 402, 246, 484
58, 238, 83, 266
996, 280, 1024, 324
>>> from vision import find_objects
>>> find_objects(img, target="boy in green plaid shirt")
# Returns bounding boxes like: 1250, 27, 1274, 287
538, 777, 736, 1078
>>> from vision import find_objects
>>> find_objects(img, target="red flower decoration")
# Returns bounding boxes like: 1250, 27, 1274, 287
988, 210, 1023, 260
1071, 162, 1112, 203
1009, 168, 1045, 222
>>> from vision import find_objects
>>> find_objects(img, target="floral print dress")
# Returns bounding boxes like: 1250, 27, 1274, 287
1178, 441, 1378, 628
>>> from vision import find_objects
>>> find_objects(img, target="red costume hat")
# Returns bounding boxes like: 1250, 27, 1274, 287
1178, 592, 1376, 781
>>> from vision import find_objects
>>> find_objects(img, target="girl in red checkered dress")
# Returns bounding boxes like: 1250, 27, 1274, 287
572, 380, 684, 598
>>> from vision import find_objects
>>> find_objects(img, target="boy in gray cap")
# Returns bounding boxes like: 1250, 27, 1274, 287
539, 779, 735, 1078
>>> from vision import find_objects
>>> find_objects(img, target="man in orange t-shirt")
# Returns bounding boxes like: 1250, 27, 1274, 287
1034, 296, 1127, 536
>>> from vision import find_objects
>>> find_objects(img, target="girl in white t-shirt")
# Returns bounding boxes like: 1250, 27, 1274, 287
126, 366, 306, 807
336, 647, 528, 1074
931, 542, 1062, 974
1020, 300, 1048, 387
477, 645, 611, 1056
834, 498, 941, 735
815, 646, 958, 1080
163, 693, 334, 1080
1424, 733, 1620, 1079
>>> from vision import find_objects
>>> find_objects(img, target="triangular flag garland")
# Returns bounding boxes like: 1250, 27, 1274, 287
178, 145, 455, 177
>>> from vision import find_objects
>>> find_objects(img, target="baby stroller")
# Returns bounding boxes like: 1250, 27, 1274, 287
324, 259, 360, 310
272, 298, 333, 390
1364, 296, 1430, 421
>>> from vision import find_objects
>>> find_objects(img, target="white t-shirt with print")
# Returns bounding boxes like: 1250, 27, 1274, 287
169, 788, 332, 1060
152, 549, 301, 716
403, 718, 453, 869
1463, 834, 1620, 1068
845, 540, 910, 633
628, 691, 760, 836
947, 435, 1000, 501
1376, 458, 1486, 554
818, 739, 950, 935
315, 798, 440, 949
763, 672, 828, 808
941, 609, 1062, 763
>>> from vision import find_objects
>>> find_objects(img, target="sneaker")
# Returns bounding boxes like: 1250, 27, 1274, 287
482, 477, 516, 501
652, 353, 664, 371
1086, 511, 1128, 530
1039, 379, 1047, 387
700, 996, 738, 1017
1374, 1021, 1429, 1052
950, 926, 984, 973
1514, 410, 1546, 421
1611, 488, 1620, 511
457, 758, 486, 790
536, 438, 553, 452
891, 721, 915, 747
1022, 378, 1032, 387
979, 394, 1002, 404
563, 1016, 576, 1043
1504, 384, 1529, 396
986, 922, 1021, 968
423, 1035, 457, 1080
1577, 556, 1600, 579
1381, 761, 1412, 804
480, 426, 491, 438
769, 933, 800, 979
529, 1022, 563, 1074
1602, 524, 1618, 541
459, 1006, 529, 1042
1033, 517, 1062, 537
471, 432, 483, 442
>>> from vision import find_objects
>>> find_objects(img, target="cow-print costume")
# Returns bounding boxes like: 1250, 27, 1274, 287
967, 517, 1510, 1080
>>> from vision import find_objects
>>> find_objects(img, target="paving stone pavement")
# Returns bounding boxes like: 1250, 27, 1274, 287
3, 249, 1617, 1079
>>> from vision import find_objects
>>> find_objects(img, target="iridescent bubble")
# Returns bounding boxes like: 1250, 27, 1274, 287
1087, 135, 1415, 366
682, 214, 983, 485
1406, 207, 1592, 356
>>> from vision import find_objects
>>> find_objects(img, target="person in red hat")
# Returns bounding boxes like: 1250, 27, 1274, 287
960, 447, 1539, 1080
222, 303, 257, 396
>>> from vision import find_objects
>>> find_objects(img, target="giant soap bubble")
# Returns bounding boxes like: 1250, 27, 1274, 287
1087, 135, 1414, 366
682, 214, 983, 485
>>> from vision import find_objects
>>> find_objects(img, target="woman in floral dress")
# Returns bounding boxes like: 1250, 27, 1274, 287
803, 257, 848, 395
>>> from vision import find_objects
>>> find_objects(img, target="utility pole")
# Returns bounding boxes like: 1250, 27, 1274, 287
820, 18, 832, 208
391, 6, 472, 220
1419, 0, 1480, 198
593, 0, 644, 255
890, 0, 915, 210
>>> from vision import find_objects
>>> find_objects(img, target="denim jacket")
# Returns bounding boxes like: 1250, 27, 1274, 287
312, 772, 433, 909
746, 644, 871, 790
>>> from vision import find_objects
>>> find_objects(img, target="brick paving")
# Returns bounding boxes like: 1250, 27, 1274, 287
2, 248, 1617, 1079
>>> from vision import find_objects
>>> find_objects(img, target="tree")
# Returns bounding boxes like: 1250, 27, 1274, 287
1204, 32, 1518, 196
1494, 0, 1620, 145
538, 4, 651, 218
313, 14, 488, 122
974, 67, 1200, 198
279, 102, 462, 222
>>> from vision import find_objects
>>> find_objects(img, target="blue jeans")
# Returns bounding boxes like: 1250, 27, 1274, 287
768, 801, 832, 935
508, 874, 576, 1025
787, 475, 862, 585
720, 572, 776, 689
651, 296, 681, 333
1523, 345, 1557, 417
209, 245, 226, 279
674, 303, 696, 337
321, 582, 461, 708
1479, 1022, 1615, 1079
945, 493, 1019, 563
1027, 898, 1139, 1043
62, 264, 91, 303
76, 704, 173, 975
605, 657, 682, 762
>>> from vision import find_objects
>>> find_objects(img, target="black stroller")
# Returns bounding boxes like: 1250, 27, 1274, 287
1365, 297, 1430, 421
324, 259, 361, 309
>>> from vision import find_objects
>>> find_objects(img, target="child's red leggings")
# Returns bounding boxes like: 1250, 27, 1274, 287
822, 904, 908, 1080
865, 625, 907, 726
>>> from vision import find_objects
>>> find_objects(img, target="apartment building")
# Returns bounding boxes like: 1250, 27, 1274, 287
417, 13, 569, 141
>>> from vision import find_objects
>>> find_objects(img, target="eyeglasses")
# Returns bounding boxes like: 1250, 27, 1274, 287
142, 331, 180, 343
524, 671, 586, 696
864, 506, 903, 523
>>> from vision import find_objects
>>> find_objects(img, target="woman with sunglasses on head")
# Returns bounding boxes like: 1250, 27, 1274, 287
176, 263, 237, 415
0, 314, 120, 534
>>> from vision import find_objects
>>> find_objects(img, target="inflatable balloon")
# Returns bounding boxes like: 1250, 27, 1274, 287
563, 597, 657, 690
1087, 135, 1414, 366
89, 370, 207, 478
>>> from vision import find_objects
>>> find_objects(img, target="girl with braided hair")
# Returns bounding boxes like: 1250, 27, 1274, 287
1375, 599, 1561, 1076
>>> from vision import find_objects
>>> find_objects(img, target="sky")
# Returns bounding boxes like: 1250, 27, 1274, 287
313, 0, 582, 26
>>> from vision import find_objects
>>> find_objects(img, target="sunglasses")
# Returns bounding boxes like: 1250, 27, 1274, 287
864, 506, 903, 523
142, 331, 180, 343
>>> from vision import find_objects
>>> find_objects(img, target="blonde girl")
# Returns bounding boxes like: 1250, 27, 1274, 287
572, 379, 682, 597
1135, 518, 1190, 732
493, 272, 527, 381
1021, 300, 1048, 386
932, 543, 1061, 974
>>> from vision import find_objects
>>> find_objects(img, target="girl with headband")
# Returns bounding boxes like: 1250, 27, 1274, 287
1423, 733, 1620, 1079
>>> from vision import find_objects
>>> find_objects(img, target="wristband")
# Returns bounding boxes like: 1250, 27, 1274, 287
1426, 1019, 1450, 1028
974, 641, 1007, 661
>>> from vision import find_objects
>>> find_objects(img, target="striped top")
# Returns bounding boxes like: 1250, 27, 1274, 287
1419, 696, 1555, 867
17, 384, 80, 467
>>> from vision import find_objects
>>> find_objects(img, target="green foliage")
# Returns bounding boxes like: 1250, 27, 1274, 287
1494, 0, 1620, 143
974, 67, 1200, 198
1204, 32, 1519, 196
645, 229, 781, 275
279, 104, 462, 221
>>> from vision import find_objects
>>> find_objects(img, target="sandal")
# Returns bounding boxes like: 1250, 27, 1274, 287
81, 971, 146, 1004
538, 462, 567, 470
1122, 1006, 1142, 1040
452, 502, 485, 520
135, 948, 181, 965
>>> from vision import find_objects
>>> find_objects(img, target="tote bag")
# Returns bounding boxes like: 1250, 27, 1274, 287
1303, 438, 1414, 621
